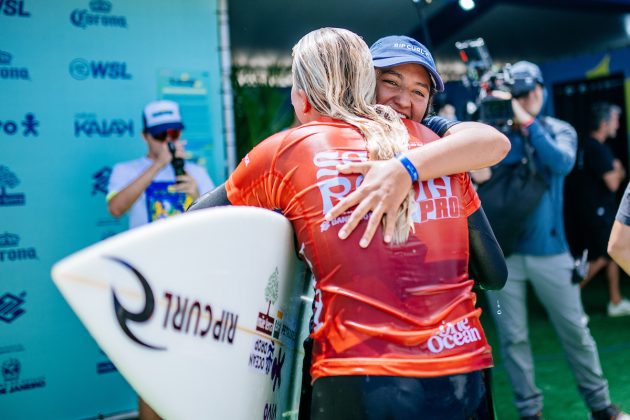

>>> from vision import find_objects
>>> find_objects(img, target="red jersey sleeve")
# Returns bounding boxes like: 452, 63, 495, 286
225, 131, 290, 210
461, 173, 481, 217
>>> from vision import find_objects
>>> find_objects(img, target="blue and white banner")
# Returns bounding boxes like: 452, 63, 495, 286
0, 1, 225, 418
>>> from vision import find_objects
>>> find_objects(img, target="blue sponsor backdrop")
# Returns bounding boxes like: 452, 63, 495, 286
0, 0, 225, 418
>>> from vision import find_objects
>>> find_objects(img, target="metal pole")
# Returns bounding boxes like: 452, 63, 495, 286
218, 0, 237, 175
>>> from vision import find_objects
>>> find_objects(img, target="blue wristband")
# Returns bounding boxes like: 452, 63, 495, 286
395, 153, 419, 183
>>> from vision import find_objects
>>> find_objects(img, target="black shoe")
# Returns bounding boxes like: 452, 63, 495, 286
590, 404, 630, 420
520, 412, 544, 420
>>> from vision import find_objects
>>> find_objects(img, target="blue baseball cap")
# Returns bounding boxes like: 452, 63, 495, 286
370, 35, 444, 92
510, 61, 544, 97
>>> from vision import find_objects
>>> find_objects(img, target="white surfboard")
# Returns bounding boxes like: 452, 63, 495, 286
51, 207, 311, 420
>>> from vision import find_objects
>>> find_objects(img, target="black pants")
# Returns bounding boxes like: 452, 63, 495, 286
310, 371, 488, 420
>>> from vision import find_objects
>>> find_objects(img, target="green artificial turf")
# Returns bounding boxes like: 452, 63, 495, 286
480, 271, 630, 419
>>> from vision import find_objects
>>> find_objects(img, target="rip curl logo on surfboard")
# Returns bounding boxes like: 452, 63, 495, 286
106, 256, 239, 350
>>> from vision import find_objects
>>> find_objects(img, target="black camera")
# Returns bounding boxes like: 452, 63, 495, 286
455, 38, 516, 132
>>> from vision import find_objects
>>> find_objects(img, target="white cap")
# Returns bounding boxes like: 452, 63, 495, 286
143, 100, 184, 135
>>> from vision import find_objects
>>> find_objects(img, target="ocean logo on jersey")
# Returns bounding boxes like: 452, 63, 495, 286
411, 176, 461, 223
0, 113, 39, 137
0, 0, 30, 17
0, 292, 26, 323
92, 167, 111, 195
70, 0, 127, 29
0, 166, 25, 207
0, 358, 46, 396
69, 59, 132, 81
427, 318, 481, 354
0, 50, 30, 80
106, 256, 238, 349
74, 113, 134, 138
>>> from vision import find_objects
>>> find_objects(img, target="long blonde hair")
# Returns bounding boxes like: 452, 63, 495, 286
292, 27, 415, 244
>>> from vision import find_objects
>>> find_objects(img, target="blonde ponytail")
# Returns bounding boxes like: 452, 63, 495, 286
292, 28, 415, 243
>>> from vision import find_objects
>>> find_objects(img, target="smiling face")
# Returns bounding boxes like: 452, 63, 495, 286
375, 63, 432, 122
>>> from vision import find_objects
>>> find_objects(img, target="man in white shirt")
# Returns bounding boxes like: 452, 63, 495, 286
107, 100, 214, 229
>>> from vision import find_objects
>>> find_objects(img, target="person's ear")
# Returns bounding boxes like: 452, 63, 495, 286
297, 89, 311, 114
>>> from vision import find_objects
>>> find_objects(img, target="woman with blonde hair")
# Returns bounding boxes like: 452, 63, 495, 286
191, 27, 505, 419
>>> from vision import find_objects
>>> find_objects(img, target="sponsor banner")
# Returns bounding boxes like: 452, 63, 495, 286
1, 0, 225, 418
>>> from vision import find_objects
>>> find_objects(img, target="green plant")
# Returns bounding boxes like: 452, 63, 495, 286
231, 63, 295, 160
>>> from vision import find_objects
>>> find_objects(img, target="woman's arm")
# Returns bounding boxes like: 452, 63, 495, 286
327, 122, 510, 247
467, 206, 507, 290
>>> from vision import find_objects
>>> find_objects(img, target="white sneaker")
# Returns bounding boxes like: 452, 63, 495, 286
607, 298, 630, 317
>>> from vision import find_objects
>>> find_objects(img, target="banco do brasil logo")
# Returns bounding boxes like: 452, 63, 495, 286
71, 0, 127, 29
0, 50, 30, 81
69, 59, 132, 81
0, 292, 26, 323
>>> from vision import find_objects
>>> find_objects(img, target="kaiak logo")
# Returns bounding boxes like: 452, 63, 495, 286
75, 113, 133, 138
0, 232, 37, 263
0, 292, 26, 323
92, 167, 111, 196
0, 113, 39, 137
107, 256, 238, 350
0, 0, 30, 18
0, 358, 46, 395
71, 0, 127, 29
0, 50, 30, 80
69, 59, 132, 81
0, 166, 25, 206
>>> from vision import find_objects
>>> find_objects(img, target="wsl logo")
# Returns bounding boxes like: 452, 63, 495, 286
74, 113, 134, 138
0, 50, 30, 81
0, 232, 38, 263
69, 59, 132, 81
0, 0, 30, 17
71, 0, 127, 30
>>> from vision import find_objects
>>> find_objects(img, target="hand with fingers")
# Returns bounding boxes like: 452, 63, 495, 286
172, 173, 200, 200
325, 158, 413, 248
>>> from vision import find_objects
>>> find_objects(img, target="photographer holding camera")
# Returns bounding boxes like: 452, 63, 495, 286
478, 62, 627, 420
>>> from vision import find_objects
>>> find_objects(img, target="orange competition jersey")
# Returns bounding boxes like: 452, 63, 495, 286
226, 117, 493, 381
